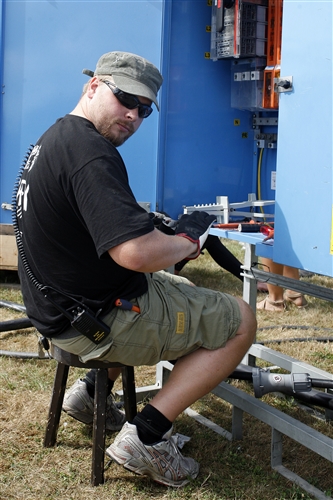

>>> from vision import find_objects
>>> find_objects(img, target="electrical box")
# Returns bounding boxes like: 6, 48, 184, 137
231, 58, 266, 111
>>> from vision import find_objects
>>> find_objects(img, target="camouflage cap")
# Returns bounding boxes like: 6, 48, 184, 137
83, 51, 163, 110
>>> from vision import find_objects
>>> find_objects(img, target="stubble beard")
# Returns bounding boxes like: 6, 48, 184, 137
97, 119, 135, 147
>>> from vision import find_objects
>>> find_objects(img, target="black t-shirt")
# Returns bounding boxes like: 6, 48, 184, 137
16, 114, 154, 336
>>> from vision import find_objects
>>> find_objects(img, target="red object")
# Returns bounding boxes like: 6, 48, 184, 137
213, 223, 240, 229
260, 226, 274, 239
115, 298, 140, 313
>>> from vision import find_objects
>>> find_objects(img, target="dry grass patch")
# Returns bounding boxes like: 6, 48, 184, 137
1, 245, 333, 500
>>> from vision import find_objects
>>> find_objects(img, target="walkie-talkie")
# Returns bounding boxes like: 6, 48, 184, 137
70, 306, 110, 344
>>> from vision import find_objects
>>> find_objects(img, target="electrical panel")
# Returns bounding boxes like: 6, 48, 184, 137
230, 57, 266, 111
211, 0, 282, 111
210, 0, 268, 60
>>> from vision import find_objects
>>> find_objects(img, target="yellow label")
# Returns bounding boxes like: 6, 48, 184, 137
234, 119, 240, 126
176, 312, 185, 334
330, 205, 333, 255
206, 25, 211, 32
93, 331, 105, 342
204, 52, 211, 59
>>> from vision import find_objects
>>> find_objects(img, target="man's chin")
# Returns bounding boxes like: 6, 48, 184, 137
102, 132, 128, 147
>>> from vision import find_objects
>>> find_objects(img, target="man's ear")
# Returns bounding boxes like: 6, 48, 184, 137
86, 77, 100, 98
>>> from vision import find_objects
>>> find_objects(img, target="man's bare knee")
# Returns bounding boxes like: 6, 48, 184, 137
235, 297, 257, 341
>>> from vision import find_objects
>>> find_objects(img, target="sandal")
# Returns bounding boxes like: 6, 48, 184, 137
257, 296, 285, 312
284, 291, 308, 308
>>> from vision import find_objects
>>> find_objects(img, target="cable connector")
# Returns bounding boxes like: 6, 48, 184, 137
252, 367, 312, 398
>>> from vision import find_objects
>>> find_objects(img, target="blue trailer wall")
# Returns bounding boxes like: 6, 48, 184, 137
0, 0, 164, 224
273, 0, 333, 276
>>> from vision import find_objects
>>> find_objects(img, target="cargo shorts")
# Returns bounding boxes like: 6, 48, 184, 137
51, 270, 242, 366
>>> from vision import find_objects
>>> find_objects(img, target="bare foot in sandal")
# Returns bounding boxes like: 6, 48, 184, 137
284, 291, 308, 308
257, 296, 285, 312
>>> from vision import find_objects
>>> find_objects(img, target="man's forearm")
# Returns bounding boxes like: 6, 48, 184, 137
108, 228, 197, 273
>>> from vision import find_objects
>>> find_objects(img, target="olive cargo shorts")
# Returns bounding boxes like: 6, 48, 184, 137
51, 270, 242, 366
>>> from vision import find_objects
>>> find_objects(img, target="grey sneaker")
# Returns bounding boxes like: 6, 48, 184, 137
106, 422, 199, 487
62, 378, 126, 431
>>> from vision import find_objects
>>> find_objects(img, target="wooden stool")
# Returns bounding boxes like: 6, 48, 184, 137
44, 344, 137, 486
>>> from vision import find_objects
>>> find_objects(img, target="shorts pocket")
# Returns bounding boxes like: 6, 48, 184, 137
161, 291, 189, 359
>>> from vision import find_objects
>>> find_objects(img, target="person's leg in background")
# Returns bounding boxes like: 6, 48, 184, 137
257, 258, 307, 312
283, 265, 308, 307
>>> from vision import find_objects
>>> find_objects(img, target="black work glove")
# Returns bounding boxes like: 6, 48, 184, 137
175, 211, 216, 259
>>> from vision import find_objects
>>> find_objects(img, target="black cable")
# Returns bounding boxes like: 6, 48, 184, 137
0, 350, 49, 359
276, 388, 333, 410
0, 318, 33, 332
11, 149, 83, 322
0, 301, 32, 333
257, 325, 333, 333
311, 379, 333, 389
256, 324, 333, 345
259, 337, 333, 345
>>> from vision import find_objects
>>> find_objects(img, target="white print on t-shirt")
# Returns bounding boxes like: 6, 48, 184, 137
25, 145, 41, 172
16, 179, 29, 219
16, 145, 42, 218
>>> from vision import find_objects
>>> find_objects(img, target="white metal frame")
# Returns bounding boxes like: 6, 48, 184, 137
128, 357, 333, 500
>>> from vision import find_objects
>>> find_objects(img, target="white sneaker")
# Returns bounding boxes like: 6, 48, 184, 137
62, 378, 126, 431
106, 422, 199, 487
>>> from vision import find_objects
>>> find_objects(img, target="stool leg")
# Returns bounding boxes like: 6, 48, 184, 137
91, 368, 108, 486
44, 362, 69, 447
121, 366, 137, 422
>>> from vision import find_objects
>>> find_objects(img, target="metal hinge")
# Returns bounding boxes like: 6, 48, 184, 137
275, 76, 293, 93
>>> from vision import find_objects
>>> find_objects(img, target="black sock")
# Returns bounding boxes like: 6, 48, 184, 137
132, 404, 172, 445
83, 369, 114, 399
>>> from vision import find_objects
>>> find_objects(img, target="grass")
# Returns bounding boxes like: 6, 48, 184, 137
1, 240, 333, 500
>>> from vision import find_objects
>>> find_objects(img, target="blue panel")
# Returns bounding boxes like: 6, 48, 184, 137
273, 0, 333, 276
158, 0, 255, 219
0, 0, 163, 223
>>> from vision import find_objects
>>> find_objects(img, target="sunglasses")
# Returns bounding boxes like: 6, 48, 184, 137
103, 80, 153, 119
